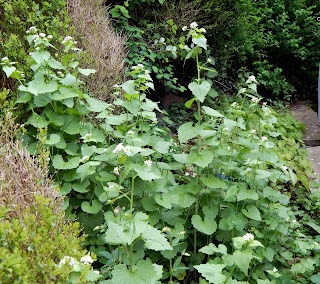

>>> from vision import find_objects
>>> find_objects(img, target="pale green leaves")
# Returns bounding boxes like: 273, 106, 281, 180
52, 154, 80, 170
199, 243, 227, 255
188, 81, 211, 102
2, 65, 16, 77
194, 264, 226, 284
187, 150, 214, 168
242, 205, 262, 221
110, 260, 162, 284
178, 122, 202, 143
81, 199, 102, 214
202, 106, 224, 117
192, 34, 207, 50
192, 214, 217, 235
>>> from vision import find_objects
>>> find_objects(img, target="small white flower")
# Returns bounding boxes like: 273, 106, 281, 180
29, 52, 34, 56
273, 267, 278, 273
292, 220, 297, 224
314, 242, 319, 246
83, 133, 92, 140
80, 156, 89, 163
261, 136, 268, 142
1, 57, 8, 61
113, 143, 125, 154
281, 165, 288, 171
286, 218, 289, 221
162, 226, 171, 232
185, 172, 190, 176
35, 47, 40, 51
246, 167, 252, 172
93, 271, 100, 275
144, 160, 152, 167
80, 255, 94, 265
127, 131, 134, 135
59, 256, 77, 269
137, 63, 144, 68
64, 36, 73, 41
191, 172, 196, 178
200, 28, 206, 33
123, 145, 131, 155
250, 129, 257, 134
263, 102, 267, 106
39, 33, 46, 37
113, 167, 120, 176
231, 102, 237, 107
114, 206, 120, 215
190, 22, 198, 29
242, 233, 254, 241
227, 146, 231, 151
29, 26, 37, 31
207, 58, 212, 63
47, 35, 53, 39
182, 26, 187, 31
251, 97, 260, 103
145, 70, 151, 74
178, 231, 186, 235
109, 184, 115, 190
184, 252, 191, 256
248, 75, 256, 82
223, 127, 229, 131
33, 34, 39, 39
21, 73, 25, 78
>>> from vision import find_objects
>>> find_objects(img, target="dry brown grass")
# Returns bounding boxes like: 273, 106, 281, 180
0, 113, 62, 217
67, 0, 127, 102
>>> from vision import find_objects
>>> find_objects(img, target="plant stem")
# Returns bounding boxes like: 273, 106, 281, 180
129, 170, 135, 218
224, 265, 236, 284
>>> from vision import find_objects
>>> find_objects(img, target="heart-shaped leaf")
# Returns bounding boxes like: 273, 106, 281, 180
81, 199, 102, 214
188, 81, 211, 102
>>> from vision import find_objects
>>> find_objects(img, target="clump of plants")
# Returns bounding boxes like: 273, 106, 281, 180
2, 23, 320, 283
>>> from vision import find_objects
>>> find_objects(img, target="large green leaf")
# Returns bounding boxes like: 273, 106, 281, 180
86, 97, 110, 112
52, 154, 81, 170
78, 68, 97, 76
169, 185, 196, 208
202, 106, 224, 117
63, 115, 82, 135
140, 223, 172, 251
178, 122, 202, 143
45, 134, 60, 145
26, 113, 49, 128
81, 199, 102, 214
199, 243, 227, 255
60, 73, 77, 86
192, 215, 217, 235
28, 76, 58, 95
201, 176, 228, 189
187, 150, 213, 168
188, 81, 211, 102
31, 50, 50, 64
111, 260, 162, 284
2, 65, 16, 77
242, 205, 261, 221
192, 34, 207, 49
226, 250, 254, 276
33, 93, 52, 107
194, 264, 226, 284
52, 87, 79, 100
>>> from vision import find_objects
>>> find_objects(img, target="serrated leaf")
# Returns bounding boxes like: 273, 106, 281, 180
26, 112, 49, 128
311, 273, 320, 284
111, 260, 162, 284
178, 122, 202, 143
154, 141, 171, 154
121, 80, 138, 95
242, 205, 261, 221
86, 97, 110, 112
194, 264, 226, 284
78, 67, 97, 75
28, 76, 58, 95
188, 81, 211, 102
140, 223, 172, 251
60, 73, 77, 86
228, 250, 253, 276
192, 215, 217, 235
33, 92, 52, 107
63, 115, 81, 134
201, 176, 227, 189
187, 150, 213, 168
31, 50, 50, 64
15, 91, 32, 103
48, 57, 65, 69
202, 106, 224, 117
52, 87, 79, 100
81, 199, 102, 214
169, 185, 196, 208
192, 34, 207, 49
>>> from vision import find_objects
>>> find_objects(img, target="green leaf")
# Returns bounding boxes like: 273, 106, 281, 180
121, 80, 138, 95
140, 223, 172, 251
60, 73, 77, 86
28, 76, 58, 95
2, 65, 16, 77
178, 122, 202, 143
15, 92, 32, 104
31, 50, 50, 64
262, 247, 274, 262
242, 205, 261, 221
185, 98, 196, 108
311, 273, 320, 284
52, 154, 81, 170
169, 185, 196, 208
85, 270, 102, 281
78, 68, 97, 76
52, 87, 79, 100
199, 243, 227, 255
202, 106, 224, 117
228, 250, 254, 276
63, 115, 81, 134
154, 141, 171, 154
194, 264, 226, 284
45, 134, 60, 145
33, 93, 52, 107
48, 57, 65, 69
86, 97, 110, 112
201, 176, 228, 189
191, 215, 217, 235
111, 260, 162, 284
187, 150, 213, 168
192, 34, 207, 49
26, 113, 49, 128
188, 81, 211, 102
81, 199, 102, 214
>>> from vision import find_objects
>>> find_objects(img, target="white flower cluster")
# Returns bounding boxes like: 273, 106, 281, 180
251, 96, 260, 103
62, 35, 76, 45
1, 57, 8, 62
260, 136, 268, 142
281, 165, 288, 171
26, 26, 37, 33
250, 129, 257, 134
144, 160, 153, 167
190, 22, 198, 29
242, 233, 254, 241
185, 164, 196, 177
80, 255, 94, 265
59, 256, 77, 269
248, 75, 256, 82
132, 63, 144, 70
113, 167, 120, 176
113, 143, 131, 155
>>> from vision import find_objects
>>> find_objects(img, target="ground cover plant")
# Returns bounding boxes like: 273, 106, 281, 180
2, 21, 320, 283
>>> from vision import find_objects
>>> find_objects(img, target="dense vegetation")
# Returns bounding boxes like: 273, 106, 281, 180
1, 0, 320, 283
